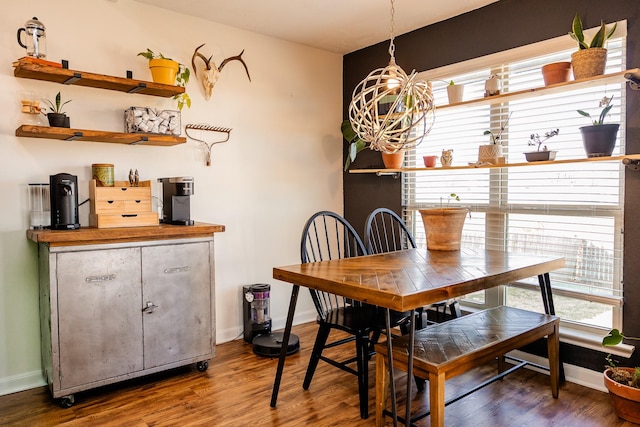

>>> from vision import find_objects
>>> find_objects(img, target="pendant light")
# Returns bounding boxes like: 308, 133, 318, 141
348, 0, 435, 154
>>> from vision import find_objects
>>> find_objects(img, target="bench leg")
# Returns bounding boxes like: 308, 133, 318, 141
375, 353, 389, 427
547, 323, 560, 398
428, 371, 445, 427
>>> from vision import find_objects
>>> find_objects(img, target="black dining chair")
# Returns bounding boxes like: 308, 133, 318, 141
364, 207, 461, 328
300, 210, 408, 419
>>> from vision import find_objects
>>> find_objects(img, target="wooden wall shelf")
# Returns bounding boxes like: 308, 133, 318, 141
438, 69, 640, 110
13, 59, 184, 98
16, 125, 186, 147
349, 154, 640, 174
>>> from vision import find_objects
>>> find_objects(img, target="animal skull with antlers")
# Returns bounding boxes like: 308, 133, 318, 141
191, 44, 251, 100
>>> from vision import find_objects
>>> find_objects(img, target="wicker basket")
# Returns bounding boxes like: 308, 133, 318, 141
571, 48, 607, 80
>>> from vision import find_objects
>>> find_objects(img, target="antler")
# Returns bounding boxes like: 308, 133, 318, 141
191, 43, 213, 79
219, 49, 251, 82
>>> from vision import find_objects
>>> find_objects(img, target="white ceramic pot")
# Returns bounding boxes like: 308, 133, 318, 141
446, 84, 464, 104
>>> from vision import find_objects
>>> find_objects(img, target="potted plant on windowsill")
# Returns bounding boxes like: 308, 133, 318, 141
138, 49, 191, 110
568, 13, 617, 80
524, 128, 559, 162
577, 95, 618, 158
43, 91, 71, 128
601, 329, 640, 423
418, 193, 469, 251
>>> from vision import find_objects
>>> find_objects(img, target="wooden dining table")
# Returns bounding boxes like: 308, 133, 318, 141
270, 248, 565, 426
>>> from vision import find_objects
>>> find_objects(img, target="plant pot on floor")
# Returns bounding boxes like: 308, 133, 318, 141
604, 367, 640, 424
382, 151, 404, 169
571, 48, 607, 80
47, 113, 69, 128
579, 124, 619, 157
418, 207, 469, 251
148, 58, 179, 85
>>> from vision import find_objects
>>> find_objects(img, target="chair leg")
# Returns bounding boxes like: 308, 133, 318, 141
449, 301, 461, 318
303, 324, 331, 390
355, 331, 370, 419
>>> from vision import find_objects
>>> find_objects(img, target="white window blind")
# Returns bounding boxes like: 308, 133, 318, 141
403, 28, 626, 331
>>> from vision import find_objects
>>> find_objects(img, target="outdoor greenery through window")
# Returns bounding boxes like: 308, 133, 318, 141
403, 25, 627, 335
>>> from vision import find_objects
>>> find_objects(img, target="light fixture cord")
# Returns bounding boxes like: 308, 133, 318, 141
388, 0, 396, 61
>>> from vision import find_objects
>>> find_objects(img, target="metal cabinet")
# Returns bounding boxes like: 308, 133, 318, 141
38, 237, 216, 406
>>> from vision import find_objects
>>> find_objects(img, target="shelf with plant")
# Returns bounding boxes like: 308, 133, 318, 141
13, 57, 185, 98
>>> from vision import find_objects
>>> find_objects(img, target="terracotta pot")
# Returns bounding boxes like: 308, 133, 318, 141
541, 62, 572, 86
149, 58, 179, 85
579, 124, 619, 158
604, 368, 640, 424
381, 151, 404, 169
571, 48, 607, 80
418, 208, 469, 251
423, 155, 437, 167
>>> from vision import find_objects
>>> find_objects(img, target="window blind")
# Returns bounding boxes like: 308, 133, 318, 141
403, 31, 626, 330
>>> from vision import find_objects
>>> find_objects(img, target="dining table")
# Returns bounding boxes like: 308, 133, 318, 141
269, 247, 565, 426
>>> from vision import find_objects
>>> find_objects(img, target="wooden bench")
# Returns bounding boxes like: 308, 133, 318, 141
374, 306, 560, 427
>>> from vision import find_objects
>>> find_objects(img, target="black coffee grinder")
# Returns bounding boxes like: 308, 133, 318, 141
243, 284, 299, 357
49, 173, 80, 230
158, 177, 194, 225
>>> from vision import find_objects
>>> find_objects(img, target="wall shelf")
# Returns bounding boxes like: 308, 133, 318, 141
349, 154, 640, 174
438, 68, 640, 110
15, 125, 186, 147
13, 58, 184, 98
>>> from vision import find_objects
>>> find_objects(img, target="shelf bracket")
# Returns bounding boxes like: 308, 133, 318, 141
625, 70, 640, 90
128, 83, 147, 94
65, 132, 84, 141
623, 158, 640, 170
130, 136, 149, 145
63, 72, 82, 85
376, 171, 400, 179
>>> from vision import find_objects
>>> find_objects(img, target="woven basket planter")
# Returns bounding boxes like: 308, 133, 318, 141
571, 48, 607, 80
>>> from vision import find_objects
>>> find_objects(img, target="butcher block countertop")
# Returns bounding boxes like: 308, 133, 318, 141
27, 222, 225, 247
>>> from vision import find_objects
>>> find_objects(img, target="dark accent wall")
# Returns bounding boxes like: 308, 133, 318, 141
343, 0, 640, 371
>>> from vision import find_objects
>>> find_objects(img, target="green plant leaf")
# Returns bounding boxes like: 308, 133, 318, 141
571, 13, 585, 46
602, 328, 625, 347
590, 21, 607, 48
341, 120, 358, 142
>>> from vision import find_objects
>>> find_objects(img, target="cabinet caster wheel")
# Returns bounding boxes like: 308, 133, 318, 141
59, 395, 75, 408
196, 360, 209, 372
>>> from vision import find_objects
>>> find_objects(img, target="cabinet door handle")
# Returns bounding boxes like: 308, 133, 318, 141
142, 301, 158, 314
163, 266, 191, 274
85, 274, 116, 283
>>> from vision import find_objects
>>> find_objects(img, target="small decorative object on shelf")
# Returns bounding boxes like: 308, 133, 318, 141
446, 80, 464, 104
525, 128, 559, 162
125, 107, 181, 135
43, 91, 70, 128
484, 74, 500, 97
441, 149, 453, 166
541, 61, 572, 86
578, 95, 619, 157
423, 155, 437, 167
569, 13, 617, 79
138, 49, 191, 110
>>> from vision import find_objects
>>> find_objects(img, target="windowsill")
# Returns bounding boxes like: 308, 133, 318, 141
559, 325, 635, 359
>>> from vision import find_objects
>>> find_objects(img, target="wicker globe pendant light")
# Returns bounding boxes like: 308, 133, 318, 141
348, 0, 435, 154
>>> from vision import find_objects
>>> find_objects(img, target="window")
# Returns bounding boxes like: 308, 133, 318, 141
403, 23, 627, 336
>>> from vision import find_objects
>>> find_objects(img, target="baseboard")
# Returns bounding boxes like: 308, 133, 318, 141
0, 370, 46, 397
509, 349, 607, 392
216, 308, 317, 344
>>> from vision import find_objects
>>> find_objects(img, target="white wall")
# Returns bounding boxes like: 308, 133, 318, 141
0, 0, 343, 395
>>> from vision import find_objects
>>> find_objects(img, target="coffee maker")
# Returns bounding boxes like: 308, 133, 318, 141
50, 173, 80, 230
158, 177, 194, 225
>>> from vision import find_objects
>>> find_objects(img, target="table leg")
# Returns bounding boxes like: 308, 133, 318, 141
537, 273, 564, 381
385, 308, 399, 427
405, 309, 415, 427
270, 284, 300, 408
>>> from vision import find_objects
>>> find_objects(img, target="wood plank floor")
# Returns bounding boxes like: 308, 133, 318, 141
0, 321, 633, 426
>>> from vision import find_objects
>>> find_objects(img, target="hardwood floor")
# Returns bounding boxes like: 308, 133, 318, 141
0, 321, 633, 426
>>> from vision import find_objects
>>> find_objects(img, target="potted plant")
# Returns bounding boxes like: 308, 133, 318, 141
568, 13, 617, 80
577, 95, 619, 158
138, 49, 191, 110
43, 91, 71, 128
601, 329, 640, 423
418, 193, 469, 251
541, 61, 572, 86
446, 80, 464, 104
524, 128, 559, 162
479, 112, 511, 164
